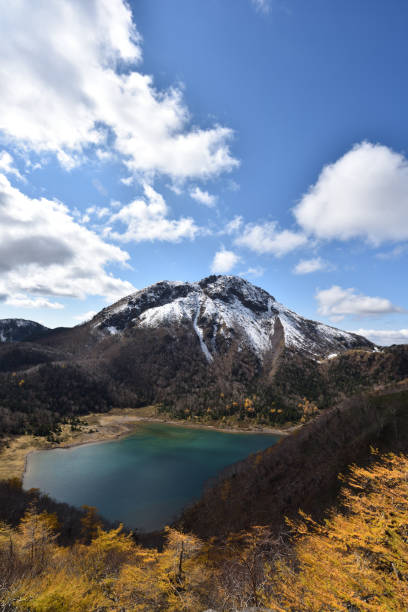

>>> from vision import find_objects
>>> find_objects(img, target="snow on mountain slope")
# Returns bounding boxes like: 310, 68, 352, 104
91, 275, 374, 360
0, 319, 50, 343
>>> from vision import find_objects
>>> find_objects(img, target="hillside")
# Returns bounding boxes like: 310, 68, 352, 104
0, 449, 406, 610
178, 383, 408, 539
0, 319, 49, 343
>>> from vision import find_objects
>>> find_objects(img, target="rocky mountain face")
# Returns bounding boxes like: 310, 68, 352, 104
91, 275, 373, 361
0, 318, 49, 343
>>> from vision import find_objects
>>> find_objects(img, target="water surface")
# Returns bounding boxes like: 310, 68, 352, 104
24, 423, 278, 531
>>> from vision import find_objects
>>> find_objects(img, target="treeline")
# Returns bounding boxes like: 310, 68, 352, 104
0, 363, 117, 440
0, 478, 111, 546
1, 327, 407, 442
158, 344, 408, 427
0, 451, 406, 610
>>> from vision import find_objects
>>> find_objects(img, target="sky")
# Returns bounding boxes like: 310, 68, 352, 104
0, 0, 407, 345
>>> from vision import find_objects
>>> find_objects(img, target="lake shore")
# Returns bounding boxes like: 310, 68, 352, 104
1, 406, 296, 480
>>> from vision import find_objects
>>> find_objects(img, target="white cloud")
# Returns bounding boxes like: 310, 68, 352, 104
235, 221, 307, 256
106, 184, 199, 243
0, 0, 238, 180
294, 142, 408, 245
189, 186, 217, 207
316, 285, 403, 322
251, 0, 272, 13
96, 150, 114, 162
120, 176, 134, 187
74, 310, 98, 323
0, 151, 24, 180
211, 249, 241, 274
0, 173, 134, 305
88, 207, 110, 219
224, 215, 243, 235
4, 294, 63, 310
239, 266, 265, 278
226, 179, 240, 192
293, 257, 330, 275
376, 245, 408, 260
352, 329, 408, 346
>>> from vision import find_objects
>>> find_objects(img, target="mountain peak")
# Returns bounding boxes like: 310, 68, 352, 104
91, 275, 373, 360
0, 318, 49, 343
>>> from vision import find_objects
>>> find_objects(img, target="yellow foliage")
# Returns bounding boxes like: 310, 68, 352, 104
252, 452, 263, 467
1, 452, 408, 612
244, 397, 253, 409
268, 453, 408, 611
16, 570, 106, 612
297, 397, 319, 421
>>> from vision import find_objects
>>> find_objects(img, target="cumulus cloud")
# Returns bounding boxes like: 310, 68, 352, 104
352, 329, 408, 346
0, 0, 238, 179
293, 257, 331, 275
235, 221, 307, 256
120, 176, 134, 187
0, 173, 134, 306
0, 151, 23, 180
211, 249, 241, 274
224, 215, 243, 235
86, 206, 110, 220
294, 142, 408, 245
106, 184, 199, 243
4, 295, 63, 310
189, 186, 217, 207
316, 285, 403, 322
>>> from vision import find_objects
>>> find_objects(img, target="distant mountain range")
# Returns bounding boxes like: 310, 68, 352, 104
0, 318, 49, 343
1, 275, 373, 358
0, 275, 407, 438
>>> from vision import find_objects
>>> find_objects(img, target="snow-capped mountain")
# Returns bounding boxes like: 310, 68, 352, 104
0, 319, 50, 343
91, 275, 373, 360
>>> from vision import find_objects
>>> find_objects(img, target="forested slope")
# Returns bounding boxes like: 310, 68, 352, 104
179, 384, 408, 538
0, 451, 406, 611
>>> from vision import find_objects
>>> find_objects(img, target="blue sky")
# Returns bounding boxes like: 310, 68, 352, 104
0, 0, 407, 345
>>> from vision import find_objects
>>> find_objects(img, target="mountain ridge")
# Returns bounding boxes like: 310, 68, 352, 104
0, 276, 375, 360
89, 275, 374, 360
0, 318, 49, 343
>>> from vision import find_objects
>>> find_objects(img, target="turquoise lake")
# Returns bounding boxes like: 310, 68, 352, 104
23, 423, 279, 531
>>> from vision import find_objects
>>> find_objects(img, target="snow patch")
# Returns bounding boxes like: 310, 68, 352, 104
93, 276, 372, 359
192, 296, 213, 363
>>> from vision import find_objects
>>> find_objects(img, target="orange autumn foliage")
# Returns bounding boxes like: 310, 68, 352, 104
0, 451, 406, 611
